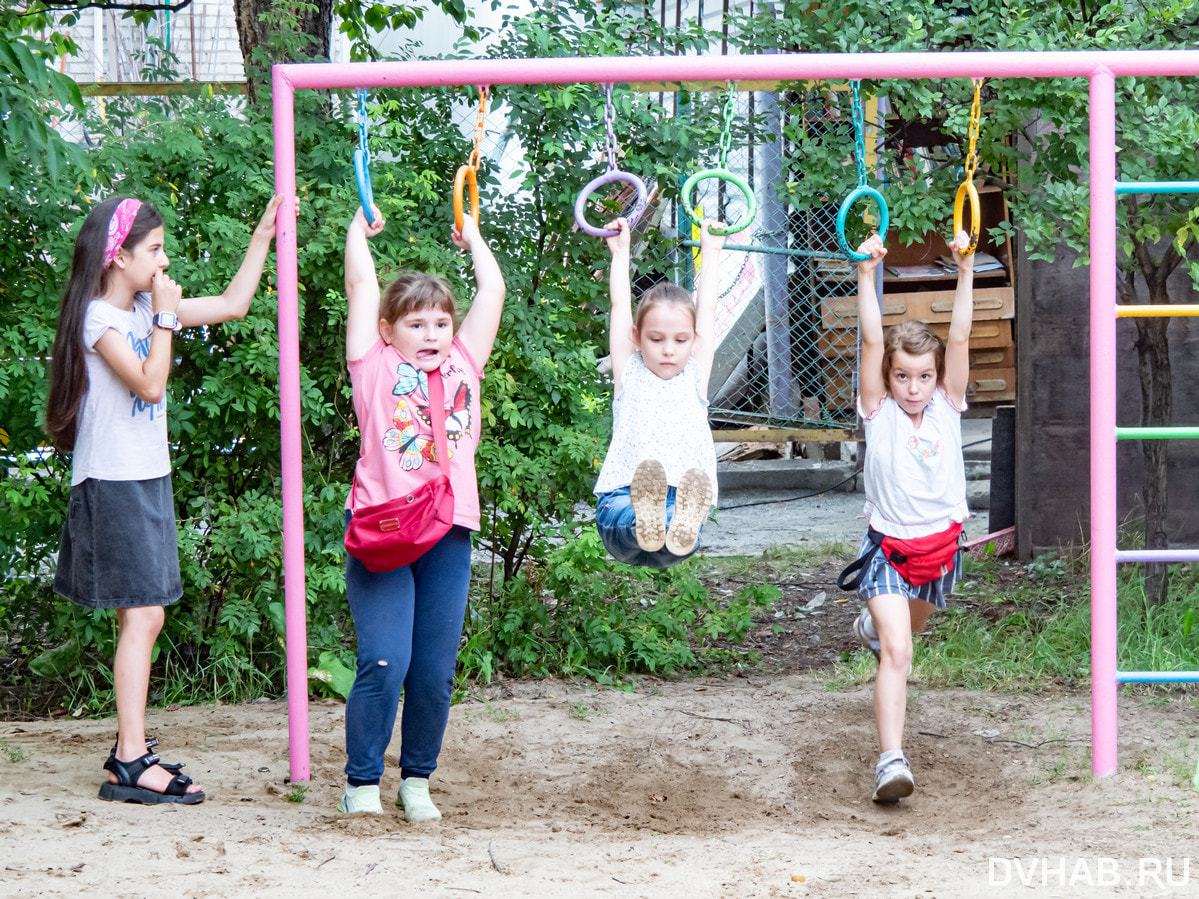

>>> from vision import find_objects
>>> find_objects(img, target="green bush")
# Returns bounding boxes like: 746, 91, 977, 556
1, 1, 787, 714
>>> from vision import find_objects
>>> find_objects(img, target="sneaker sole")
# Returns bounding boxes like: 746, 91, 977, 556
852, 612, 882, 662
664, 468, 712, 556
872, 773, 915, 803
630, 459, 668, 552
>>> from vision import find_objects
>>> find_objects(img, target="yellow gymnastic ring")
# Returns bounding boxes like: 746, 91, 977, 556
453, 165, 479, 232
953, 180, 980, 257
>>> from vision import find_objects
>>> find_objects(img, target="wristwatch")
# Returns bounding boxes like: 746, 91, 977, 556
153, 311, 181, 331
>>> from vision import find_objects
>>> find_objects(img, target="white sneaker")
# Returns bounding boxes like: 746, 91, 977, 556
665, 468, 712, 557
872, 757, 915, 803
337, 784, 382, 814
630, 459, 668, 552
853, 608, 881, 661
398, 777, 442, 822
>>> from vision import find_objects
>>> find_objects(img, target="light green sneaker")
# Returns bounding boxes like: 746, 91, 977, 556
337, 784, 382, 814
398, 777, 442, 822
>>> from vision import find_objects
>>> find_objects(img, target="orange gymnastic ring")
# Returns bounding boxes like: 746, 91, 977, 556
953, 180, 980, 256
453, 165, 479, 232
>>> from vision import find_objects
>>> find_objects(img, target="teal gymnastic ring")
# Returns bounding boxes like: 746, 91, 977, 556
680, 168, 757, 236
836, 186, 889, 260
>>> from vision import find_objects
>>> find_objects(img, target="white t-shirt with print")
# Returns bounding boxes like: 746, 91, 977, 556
71, 292, 170, 485
858, 388, 969, 539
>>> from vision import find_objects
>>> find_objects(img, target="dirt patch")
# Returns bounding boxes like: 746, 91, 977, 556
2, 676, 1197, 897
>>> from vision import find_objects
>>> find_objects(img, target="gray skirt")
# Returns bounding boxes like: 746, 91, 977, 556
54, 475, 183, 610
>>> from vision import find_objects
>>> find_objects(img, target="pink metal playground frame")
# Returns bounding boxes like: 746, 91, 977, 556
271, 51, 1199, 783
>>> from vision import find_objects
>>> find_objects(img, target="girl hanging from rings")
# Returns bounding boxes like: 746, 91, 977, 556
592, 216, 725, 568
839, 229, 976, 804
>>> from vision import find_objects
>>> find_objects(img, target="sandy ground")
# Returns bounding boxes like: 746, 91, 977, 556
2, 678, 1198, 899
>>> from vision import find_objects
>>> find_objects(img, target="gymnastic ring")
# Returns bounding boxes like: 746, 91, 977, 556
680, 168, 757, 236
836, 186, 890, 261
953, 180, 980, 257
574, 170, 648, 238
354, 148, 375, 225
453, 164, 479, 233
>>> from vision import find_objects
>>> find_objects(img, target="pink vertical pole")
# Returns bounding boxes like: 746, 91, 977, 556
272, 67, 310, 783
1089, 67, 1118, 777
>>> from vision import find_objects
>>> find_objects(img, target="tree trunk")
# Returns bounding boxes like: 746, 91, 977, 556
234, 0, 333, 103
1133, 313, 1172, 606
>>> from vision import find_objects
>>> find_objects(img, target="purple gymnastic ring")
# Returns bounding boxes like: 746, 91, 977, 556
574, 169, 648, 238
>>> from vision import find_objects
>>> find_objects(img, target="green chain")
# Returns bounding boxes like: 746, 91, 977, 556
851, 79, 867, 188
717, 81, 737, 169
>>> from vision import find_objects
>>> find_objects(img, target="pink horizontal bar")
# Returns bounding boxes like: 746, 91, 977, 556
276, 51, 1199, 92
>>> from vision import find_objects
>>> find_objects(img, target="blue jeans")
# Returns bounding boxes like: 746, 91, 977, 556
343, 521, 472, 785
595, 487, 705, 570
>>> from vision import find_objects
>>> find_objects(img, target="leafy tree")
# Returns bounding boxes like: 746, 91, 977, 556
1, 0, 758, 709
0, 9, 87, 189
736, 0, 1199, 605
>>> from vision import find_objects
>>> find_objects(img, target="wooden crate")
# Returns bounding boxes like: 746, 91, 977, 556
817, 329, 857, 359
969, 344, 1016, 370
881, 286, 1014, 324
967, 368, 1016, 403
930, 319, 1013, 349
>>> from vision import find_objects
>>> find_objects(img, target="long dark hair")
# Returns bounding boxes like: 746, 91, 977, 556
44, 196, 164, 451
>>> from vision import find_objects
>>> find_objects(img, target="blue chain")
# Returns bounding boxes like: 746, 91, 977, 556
851, 80, 867, 188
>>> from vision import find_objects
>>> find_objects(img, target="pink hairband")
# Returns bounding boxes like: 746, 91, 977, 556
102, 198, 142, 269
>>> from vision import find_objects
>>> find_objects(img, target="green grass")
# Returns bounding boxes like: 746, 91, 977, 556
843, 552, 1199, 691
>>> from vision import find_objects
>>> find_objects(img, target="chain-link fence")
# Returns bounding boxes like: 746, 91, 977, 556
440, 82, 869, 434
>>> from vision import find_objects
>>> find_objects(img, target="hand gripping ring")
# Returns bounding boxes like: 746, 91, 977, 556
953, 181, 980, 257
354, 148, 375, 225
680, 169, 757, 236
836, 186, 890, 261
453, 165, 479, 233
574, 170, 648, 238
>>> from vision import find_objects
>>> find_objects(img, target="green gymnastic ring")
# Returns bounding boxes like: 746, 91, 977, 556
836, 185, 890, 261
680, 168, 757, 236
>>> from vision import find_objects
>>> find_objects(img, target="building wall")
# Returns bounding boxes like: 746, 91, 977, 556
1016, 241, 1199, 555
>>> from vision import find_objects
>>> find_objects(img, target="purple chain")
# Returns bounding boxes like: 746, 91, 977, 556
603, 84, 618, 173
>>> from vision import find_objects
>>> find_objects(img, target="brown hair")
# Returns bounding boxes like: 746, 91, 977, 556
380, 271, 459, 330
632, 280, 695, 332
882, 320, 945, 384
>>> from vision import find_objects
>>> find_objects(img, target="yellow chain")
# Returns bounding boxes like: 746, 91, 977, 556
468, 86, 490, 171
962, 78, 983, 185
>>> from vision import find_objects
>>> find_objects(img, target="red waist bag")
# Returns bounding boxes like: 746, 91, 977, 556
344, 370, 456, 573
838, 522, 963, 590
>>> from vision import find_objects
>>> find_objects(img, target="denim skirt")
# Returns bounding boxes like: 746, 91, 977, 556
54, 475, 183, 610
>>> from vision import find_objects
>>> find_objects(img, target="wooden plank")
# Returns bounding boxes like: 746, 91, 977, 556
712, 428, 860, 444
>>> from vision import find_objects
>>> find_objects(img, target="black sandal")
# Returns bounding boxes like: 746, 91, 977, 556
99, 750, 206, 805
107, 736, 185, 775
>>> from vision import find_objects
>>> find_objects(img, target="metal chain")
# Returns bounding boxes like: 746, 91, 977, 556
357, 88, 369, 164
602, 83, 618, 173
963, 77, 983, 185
717, 81, 737, 169
851, 79, 867, 187
468, 85, 490, 171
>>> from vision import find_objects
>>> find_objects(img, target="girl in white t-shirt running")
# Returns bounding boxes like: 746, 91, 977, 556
850, 229, 975, 803
592, 217, 724, 569
45, 192, 282, 805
